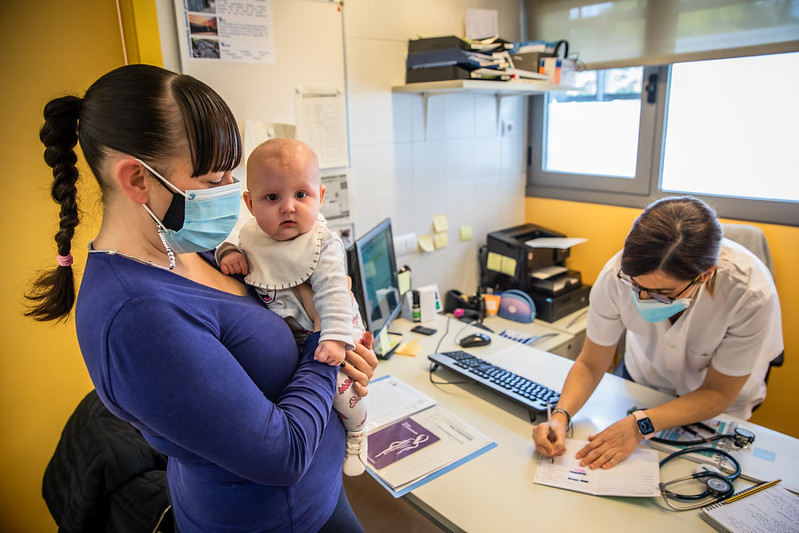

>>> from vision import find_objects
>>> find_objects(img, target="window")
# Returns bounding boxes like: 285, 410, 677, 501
527, 52, 799, 226
543, 68, 643, 178
661, 53, 799, 203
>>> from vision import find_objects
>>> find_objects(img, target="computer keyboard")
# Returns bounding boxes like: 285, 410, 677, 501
428, 350, 560, 413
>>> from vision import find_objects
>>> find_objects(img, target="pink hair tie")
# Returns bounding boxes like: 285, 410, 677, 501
57, 254, 74, 267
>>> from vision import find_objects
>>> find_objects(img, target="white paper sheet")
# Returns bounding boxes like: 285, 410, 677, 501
294, 86, 349, 169
534, 439, 661, 497
524, 237, 587, 249
365, 376, 436, 432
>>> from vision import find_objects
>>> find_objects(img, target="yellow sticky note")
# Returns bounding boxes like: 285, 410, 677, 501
500, 256, 517, 276
394, 339, 422, 357
487, 251, 503, 272
418, 235, 435, 252
433, 231, 448, 249
459, 225, 472, 241
432, 214, 448, 233
397, 270, 411, 295
376, 328, 391, 354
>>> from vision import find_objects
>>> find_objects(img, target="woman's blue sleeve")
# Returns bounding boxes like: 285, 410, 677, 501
103, 299, 338, 486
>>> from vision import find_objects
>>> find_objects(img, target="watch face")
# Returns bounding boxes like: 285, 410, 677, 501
637, 417, 655, 435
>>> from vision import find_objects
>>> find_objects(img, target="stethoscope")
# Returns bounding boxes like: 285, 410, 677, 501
658, 446, 742, 511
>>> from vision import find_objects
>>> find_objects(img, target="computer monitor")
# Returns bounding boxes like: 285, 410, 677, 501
347, 218, 402, 357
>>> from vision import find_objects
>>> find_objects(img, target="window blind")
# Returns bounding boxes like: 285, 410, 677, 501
527, 0, 799, 69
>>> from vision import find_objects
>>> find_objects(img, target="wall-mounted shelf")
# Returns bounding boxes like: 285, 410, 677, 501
392, 78, 572, 95
392, 79, 579, 136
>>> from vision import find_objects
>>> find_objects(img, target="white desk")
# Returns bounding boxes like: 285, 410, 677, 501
373, 315, 794, 532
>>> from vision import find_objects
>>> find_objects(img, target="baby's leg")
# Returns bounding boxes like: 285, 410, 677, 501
335, 369, 368, 476
334, 369, 366, 433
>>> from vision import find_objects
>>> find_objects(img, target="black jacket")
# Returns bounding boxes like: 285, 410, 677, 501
42, 390, 173, 532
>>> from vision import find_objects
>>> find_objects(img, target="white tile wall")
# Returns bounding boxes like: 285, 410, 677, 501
343, 0, 527, 295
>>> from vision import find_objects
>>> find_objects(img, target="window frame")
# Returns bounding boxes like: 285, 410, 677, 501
526, 63, 799, 227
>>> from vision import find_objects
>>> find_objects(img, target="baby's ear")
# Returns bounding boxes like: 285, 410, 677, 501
242, 191, 254, 215
319, 185, 326, 205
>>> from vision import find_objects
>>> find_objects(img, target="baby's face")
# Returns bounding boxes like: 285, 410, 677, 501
246, 159, 324, 241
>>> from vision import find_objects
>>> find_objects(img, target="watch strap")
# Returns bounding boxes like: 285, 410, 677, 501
632, 410, 655, 439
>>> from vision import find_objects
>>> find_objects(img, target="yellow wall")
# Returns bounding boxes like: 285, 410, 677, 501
525, 197, 799, 438
1, 2, 130, 531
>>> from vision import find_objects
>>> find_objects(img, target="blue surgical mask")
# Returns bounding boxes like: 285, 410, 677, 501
631, 289, 692, 323
138, 159, 241, 255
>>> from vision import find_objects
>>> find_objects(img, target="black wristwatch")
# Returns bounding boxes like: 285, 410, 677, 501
632, 410, 655, 439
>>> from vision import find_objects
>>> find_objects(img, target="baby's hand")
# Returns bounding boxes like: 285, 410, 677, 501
315, 340, 347, 366
219, 250, 249, 276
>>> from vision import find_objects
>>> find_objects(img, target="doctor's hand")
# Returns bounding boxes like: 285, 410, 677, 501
576, 415, 640, 469
532, 415, 568, 460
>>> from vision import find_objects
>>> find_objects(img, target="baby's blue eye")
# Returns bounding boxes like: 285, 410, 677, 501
295, 192, 307, 199
266, 194, 278, 201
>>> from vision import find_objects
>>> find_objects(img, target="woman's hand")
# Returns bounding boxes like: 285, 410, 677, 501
532, 413, 568, 460
575, 415, 640, 469
340, 331, 378, 397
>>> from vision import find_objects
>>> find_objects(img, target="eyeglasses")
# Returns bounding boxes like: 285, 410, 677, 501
617, 270, 702, 304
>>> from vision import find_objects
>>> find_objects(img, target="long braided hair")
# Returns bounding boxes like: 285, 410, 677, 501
25, 64, 242, 322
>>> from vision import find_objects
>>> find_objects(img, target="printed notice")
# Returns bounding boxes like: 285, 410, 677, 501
295, 87, 349, 169
177, 0, 276, 63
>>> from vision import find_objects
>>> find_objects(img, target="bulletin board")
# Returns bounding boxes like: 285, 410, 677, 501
165, 0, 348, 152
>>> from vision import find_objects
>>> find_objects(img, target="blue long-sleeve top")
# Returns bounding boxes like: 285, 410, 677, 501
75, 252, 344, 532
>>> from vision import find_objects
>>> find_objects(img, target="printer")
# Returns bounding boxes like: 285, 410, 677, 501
479, 223, 590, 322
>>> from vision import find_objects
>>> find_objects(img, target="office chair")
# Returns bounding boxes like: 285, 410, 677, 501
721, 223, 784, 385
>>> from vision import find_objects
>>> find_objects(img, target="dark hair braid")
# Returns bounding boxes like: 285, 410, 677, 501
25, 64, 242, 323
25, 96, 82, 322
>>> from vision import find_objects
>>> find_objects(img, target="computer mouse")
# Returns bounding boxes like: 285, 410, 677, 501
459, 332, 491, 348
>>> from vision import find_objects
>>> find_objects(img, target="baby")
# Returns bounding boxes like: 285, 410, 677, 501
216, 138, 367, 476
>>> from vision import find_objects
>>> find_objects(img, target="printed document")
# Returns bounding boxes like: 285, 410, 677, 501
534, 439, 660, 497
365, 376, 496, 497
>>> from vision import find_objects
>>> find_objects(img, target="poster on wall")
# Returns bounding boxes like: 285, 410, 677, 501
294, 86, 349, 170
320, 171, 350, 221
175, 0, 276, 63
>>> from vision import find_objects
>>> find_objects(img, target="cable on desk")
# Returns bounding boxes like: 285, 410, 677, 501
428, 316, 476, 387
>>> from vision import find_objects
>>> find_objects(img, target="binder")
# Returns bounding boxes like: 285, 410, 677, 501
406, 48, 503, 71
405, 66, 510, 84
408, 35, 511, 54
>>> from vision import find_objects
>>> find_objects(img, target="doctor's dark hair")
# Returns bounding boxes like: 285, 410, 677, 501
25, 64, 242, 322
621, 196, 722, 281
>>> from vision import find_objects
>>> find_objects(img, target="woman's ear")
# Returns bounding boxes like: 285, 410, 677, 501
702, 265, 718, 282
114, 159, 152, 204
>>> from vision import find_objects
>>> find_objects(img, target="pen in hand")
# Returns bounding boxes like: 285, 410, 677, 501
547, 400, 555, 464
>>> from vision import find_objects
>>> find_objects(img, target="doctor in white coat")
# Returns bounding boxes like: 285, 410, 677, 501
533, 196, 782, 469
